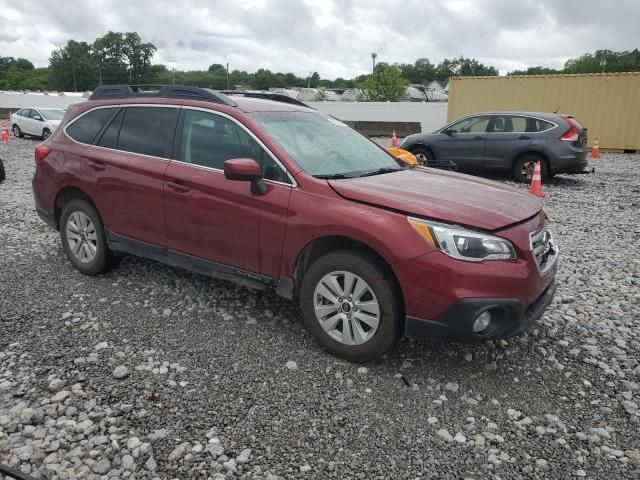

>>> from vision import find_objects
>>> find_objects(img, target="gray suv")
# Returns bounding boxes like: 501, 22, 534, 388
399, 111, 588, 182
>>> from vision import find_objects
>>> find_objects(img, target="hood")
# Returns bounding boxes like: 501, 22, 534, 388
48, 120, 62, 129
328, 168, 542, 231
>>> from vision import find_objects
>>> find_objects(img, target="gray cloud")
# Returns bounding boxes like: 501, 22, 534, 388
0, 0, 638, 77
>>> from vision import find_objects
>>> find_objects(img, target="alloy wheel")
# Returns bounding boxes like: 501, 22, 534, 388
520, 160, 536, 180
313, 271, 380, 345
414, 152, 429, 166
66, 211, 98, 263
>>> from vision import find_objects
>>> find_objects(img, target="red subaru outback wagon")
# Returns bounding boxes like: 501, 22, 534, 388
32, 85, 558, 361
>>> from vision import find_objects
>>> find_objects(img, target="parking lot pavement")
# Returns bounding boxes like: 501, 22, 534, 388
1, 137, 639, 479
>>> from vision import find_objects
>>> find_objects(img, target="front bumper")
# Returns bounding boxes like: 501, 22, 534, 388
405, 281, 556, 340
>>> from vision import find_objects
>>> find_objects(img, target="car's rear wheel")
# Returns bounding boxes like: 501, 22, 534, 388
60, 199, 118, 275
12, 125, 23, 138
300, 250, 401, 362
411, 146, 434, 166
42, 128, 51, 139
513, 155, 548, 183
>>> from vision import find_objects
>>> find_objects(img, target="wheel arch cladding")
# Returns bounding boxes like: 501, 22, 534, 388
54, 186, 98, 229
291, 235, 405, 314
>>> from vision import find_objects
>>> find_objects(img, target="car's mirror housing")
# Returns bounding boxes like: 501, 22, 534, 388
442, 128, 453, 136
224, 158, 262, 181
224, 158, 267, 195
34, 115, 42, 121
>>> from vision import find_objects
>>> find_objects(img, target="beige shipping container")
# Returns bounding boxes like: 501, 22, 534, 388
447, 72, 640, 151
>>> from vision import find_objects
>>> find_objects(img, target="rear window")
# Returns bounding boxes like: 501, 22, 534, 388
529, 118, 555, 132
66, 108, 117, 144
117, 107, 179, 158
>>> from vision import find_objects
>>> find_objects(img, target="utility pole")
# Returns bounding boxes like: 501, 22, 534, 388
371, 52, 377, 74
172, 67, 175, 85
226, 63, 230, 90
600, 57, 607, 73
72, 64, 77, 92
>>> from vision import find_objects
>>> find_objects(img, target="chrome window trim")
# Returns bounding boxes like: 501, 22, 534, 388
178, 106, 296, 188
62, 104, 296, 187
440, 113, 559, 135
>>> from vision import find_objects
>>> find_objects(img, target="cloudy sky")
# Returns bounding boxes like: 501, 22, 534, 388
1, 0, 639, 78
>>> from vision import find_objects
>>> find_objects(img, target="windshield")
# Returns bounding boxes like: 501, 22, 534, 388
39, 109, 66, 121
249, 111, 401, 177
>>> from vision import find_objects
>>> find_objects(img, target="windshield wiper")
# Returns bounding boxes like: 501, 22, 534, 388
313, 173, 351, 179
356, 167, 405, 177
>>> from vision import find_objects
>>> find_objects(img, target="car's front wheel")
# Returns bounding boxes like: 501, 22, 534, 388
60, 199, 118, 275
513, 155, 548, 183
411, 146, 434, 166
12, 125, 23, 138
300, 251, 401, 362
42, 128, 51, 139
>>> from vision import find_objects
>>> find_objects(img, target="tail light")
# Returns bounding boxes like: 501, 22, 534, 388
35, 144, 52, 165
559, 115, 579, 142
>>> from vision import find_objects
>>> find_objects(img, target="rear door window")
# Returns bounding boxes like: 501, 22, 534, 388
118, 107, 179, 158
490, 115, 528, 133
66, 108, 117, 144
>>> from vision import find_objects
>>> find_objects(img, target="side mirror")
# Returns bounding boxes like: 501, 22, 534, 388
442, 128, 453, 136
224, 158, 266, 195
34, 115, 42, 121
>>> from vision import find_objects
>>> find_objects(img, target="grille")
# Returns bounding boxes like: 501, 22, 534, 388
530, 225, 558, 274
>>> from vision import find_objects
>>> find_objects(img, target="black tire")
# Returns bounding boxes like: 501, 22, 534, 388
60, 199, 118, 275
300, 250, 402, 362
42, 128, 51, 140
513, 155, 548, 183
12, 124, 24, 138
0, 158, 5, 182
411, 146, 434, 166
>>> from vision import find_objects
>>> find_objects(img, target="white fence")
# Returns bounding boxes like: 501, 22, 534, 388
1, 92, 449, 133
0, 92, 85, 110
305, 101, 448, 132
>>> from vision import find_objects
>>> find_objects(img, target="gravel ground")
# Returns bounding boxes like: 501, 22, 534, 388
1, 136, 639, 480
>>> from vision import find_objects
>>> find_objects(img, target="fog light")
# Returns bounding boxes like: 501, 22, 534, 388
473, 311, 492, 334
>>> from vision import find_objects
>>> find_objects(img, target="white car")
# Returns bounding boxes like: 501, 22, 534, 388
10, 107, 66, 139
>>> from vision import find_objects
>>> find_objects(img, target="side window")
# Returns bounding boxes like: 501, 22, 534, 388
15, 109, 24, 117
118, 107, 179, 158
528, 118, 555, 132
66, 108, 116, 144
492, 115, 527, 133
96, 108, 124, 149
448, 116, 490, 134
180, 110, 290, 184
30, 109, 41, 120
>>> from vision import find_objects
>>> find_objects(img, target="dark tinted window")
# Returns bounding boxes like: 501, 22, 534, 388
67, 108, 116, 144
118, 107, 179, 158
180, 109, 290, 183
96, 108, 124, 149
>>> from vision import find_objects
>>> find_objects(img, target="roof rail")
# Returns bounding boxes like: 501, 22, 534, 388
88, 85, 237, 106
221, 90, 312, 109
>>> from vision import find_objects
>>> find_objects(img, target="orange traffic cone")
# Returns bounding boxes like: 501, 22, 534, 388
391, 130, 398, 147
528, 161, 544, 198
591, 138, 600, 158
1, 122, 9, 144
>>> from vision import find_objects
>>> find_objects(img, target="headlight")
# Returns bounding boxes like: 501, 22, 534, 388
407, 217, 516, 262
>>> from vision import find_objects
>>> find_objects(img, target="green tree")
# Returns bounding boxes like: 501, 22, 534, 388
48, 40, 95, 91
357, 64, 408, 102
208, 63, 225, 72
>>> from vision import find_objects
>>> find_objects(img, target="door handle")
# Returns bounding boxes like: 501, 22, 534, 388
473, 136, 485, 140
167, 181, 190, 193
519, 135, 531, 140
87, 160, 105, 171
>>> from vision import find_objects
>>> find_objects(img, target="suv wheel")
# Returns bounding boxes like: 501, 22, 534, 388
300, 251, 401, 362
411, 146, 434, 166
513, 155, 548, 183
60, 199, 118, 275
12, 125, 23, 138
